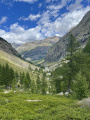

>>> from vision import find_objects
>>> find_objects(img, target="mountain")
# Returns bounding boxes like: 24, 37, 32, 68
0, 37, 19, 57
16, 36, 59, 64
12, 43, 21, 48
0, 37, 38, 72
45, 11, 90, 63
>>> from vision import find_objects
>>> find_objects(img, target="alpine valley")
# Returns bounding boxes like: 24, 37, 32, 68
0, 5, 90, 120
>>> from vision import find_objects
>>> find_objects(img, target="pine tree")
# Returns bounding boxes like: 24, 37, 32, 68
20, 72, 25, 85
74, 71, 88, 100
31, 80, 36, 93
0, 63, 15, 88
66, 34, 79, 92
41, 73, 47, 94
36, 74, 41, 93
24, 72, 31, 90
83, 36, 90, 54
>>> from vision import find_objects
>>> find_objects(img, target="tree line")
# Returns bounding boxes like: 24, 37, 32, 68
0, 63, 48, 94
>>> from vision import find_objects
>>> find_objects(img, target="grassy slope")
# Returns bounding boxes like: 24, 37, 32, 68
0, 91, 90, 120
0, 50, 38, 72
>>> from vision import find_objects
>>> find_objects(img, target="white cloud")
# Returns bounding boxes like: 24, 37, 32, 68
10, 23, 25, 33
0, 16, 8, 25
67, 0, 83, 12
46, 0, 58, 3
38, 11, 51, 26
38, 3, 42, 8
19, 14, 41, 21
53, 6, 90, 36
46, 0, 71, 19
0, 23, 43, 44
47, 0, 67, 10
37, 6, 90, 37
1, 0, 13, 7
46, 0, 72, 3
14, 0, 38, 3
1, 6, 89, 44
0, 29, 6, 36
0, 0, 90, 44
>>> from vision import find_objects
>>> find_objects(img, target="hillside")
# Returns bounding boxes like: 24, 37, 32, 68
45, 11, 90, 63
0, 37, 19, 57
0, 37, 38, 72
16, 36, 59, 64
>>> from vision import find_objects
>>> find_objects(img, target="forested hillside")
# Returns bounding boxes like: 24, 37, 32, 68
51, 35, 90, 99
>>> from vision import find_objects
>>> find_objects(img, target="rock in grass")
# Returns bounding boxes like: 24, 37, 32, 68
77, 98, 90, 107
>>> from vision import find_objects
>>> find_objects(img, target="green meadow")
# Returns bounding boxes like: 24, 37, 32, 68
0, 91, 90, 120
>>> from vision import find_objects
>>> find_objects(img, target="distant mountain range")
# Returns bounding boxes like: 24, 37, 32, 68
15, 36, 60, 64
45, 11, 90, 63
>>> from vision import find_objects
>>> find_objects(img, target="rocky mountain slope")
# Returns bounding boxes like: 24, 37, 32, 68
0, 37, 19, 57
16, 36, 59, 64
0, 37, 38, 72
45, 11, 90, 62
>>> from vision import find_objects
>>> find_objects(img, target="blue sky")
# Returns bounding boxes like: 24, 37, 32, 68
0, 0, 90, 43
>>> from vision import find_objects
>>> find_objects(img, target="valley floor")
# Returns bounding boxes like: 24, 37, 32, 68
0, 91, 90, 120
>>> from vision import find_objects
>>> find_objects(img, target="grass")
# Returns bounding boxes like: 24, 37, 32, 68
0, 91, 90, 120
0, 50, 38, 73
33, 59, 45, 65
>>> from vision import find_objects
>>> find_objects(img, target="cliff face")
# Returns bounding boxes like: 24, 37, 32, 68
0, 37, 19, 56
45, 11, 90, 62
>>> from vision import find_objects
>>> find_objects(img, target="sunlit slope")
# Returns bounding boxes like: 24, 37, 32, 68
0, 50, 38, 72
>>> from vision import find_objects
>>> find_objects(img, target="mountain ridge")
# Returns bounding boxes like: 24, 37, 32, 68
0, 37, 19, 57
45, 11, 90, 62
0, 37, 38, 72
